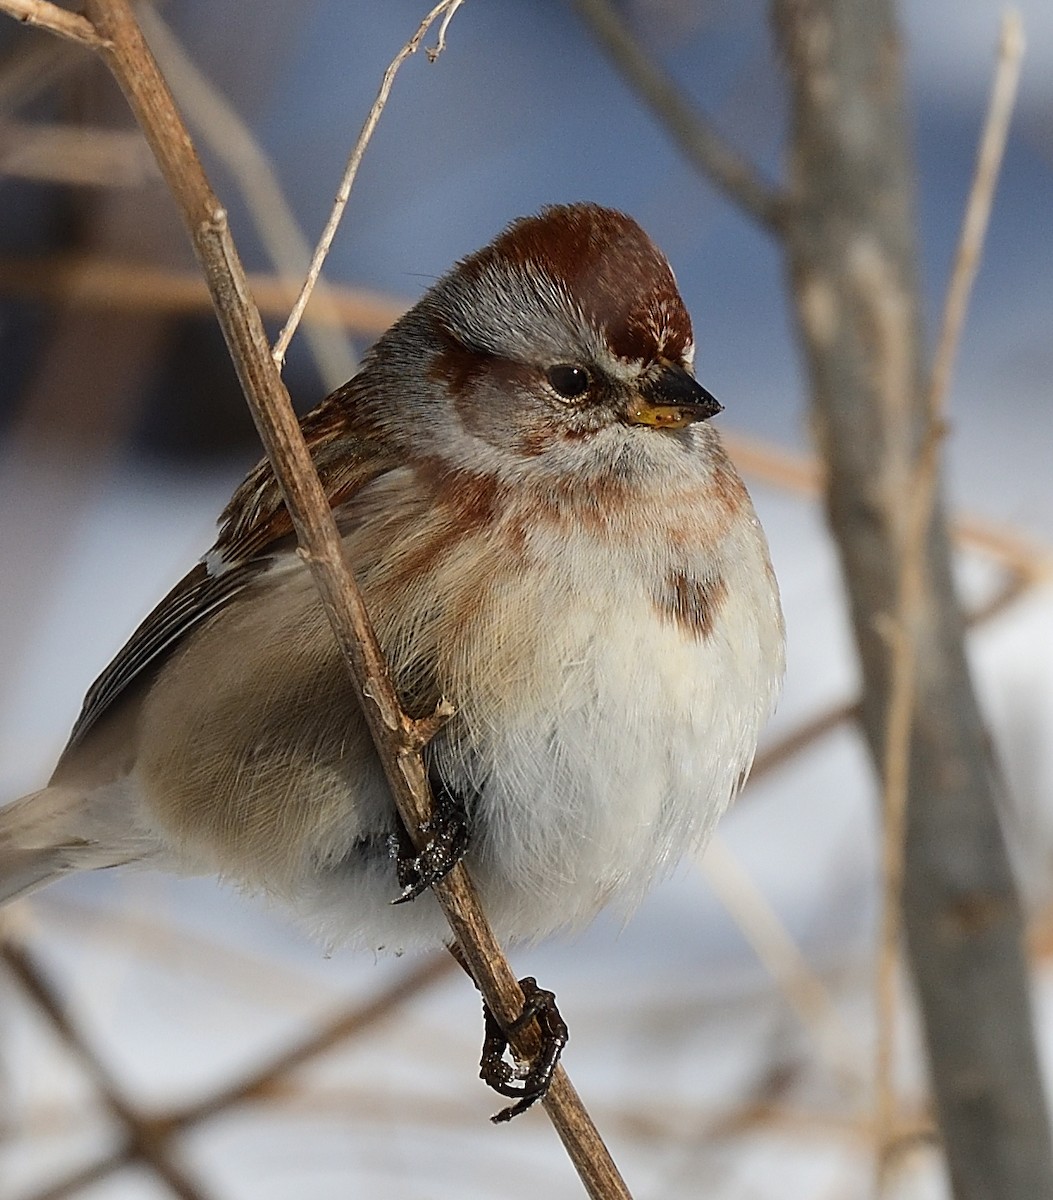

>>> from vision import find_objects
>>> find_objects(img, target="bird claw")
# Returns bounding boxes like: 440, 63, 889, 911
480, 977, 569, 1122
389, 785, 469, 904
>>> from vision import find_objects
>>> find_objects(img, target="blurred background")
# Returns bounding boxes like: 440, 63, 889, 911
0, 1, 1051, 1197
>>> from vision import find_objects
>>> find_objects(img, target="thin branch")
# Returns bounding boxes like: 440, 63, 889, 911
0, 34, 83, 114
165, 954, 455, 1129
874, 13, 1025, 1183
272, 0, 465, 366
701, 836, 863, 1095
0, 941, 209, 1200
0, 119, 158, 185
0, 252, 407, 334
571, 0, 788, 231
927, 13, 1025, 416
721, 431, 1053, 580
0, 0, 107, 47
0, 1, 631, 1194
428, 0, 462, 60
137, 6, 357, 391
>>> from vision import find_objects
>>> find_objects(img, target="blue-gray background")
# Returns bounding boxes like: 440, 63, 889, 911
0, 5, 1051, 1198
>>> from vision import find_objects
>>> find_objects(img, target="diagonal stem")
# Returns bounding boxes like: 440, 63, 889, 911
0, 1, 633, 1195
1, 942, 210, 1200
571, 0, 788, 231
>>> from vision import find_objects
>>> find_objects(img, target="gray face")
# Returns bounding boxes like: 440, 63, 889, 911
357, 204, 718, 480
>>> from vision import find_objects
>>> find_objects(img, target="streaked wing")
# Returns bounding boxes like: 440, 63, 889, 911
66, 558, 269, 747
65, 377, 398, 749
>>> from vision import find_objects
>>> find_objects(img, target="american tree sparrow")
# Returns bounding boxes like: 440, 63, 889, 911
1, 205, 783, 1092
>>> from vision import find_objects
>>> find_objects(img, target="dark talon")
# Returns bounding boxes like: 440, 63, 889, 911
480, 977, 569, 1122
390, 781, 469, 904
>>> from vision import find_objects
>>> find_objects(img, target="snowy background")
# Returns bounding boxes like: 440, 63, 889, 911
1, 2, 1051, 1197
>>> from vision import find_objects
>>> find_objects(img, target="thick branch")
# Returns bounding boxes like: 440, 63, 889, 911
571, 0, 788, 231
873, 12, 1025, 1175
771, 2, 1052, 1196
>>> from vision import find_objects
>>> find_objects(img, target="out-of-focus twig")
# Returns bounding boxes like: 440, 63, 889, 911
0, 119, 158, 185
163, 953, 455, 1129
2, 948, 454, 1199
926, 14, 1026, 416
0, 941, 209, 1200
34, 894, 351, 1009
570, 0, 787, 230
722, 431, 1053, 580
701, 836, 863, 1094
0, 252, 408, 335
0, 35, 82, 114
272, 0, 465, 365
137, 6, 357, 390
750, 558, 1037, 788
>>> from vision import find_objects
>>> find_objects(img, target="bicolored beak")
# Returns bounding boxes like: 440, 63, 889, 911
625, 363, 722, 430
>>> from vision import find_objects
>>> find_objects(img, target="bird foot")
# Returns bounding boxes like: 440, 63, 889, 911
480, 977, 569, 1122
389, 785, 469, 904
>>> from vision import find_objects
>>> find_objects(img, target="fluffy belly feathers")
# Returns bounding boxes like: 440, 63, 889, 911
133, 491, 783, 948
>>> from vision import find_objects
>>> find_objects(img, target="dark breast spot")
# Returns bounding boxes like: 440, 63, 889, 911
655, 570, 727, 641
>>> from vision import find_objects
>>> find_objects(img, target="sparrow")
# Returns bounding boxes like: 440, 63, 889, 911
0, 203, 784, 960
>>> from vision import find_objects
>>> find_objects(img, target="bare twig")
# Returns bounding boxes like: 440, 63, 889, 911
428, 0, 462, 60
0, 119, 158, 185
137, 6, 357, 390
272, 0, 465, 366
874, 13, 1025, 1183
722, 430, 1053, 579
0, 0, 108, 48
0, 252, 407, 334
571, 0, 787, 231
0, 941, 209, 1200
701, 836, 863, 1093
0, 35, 83, 114
164, 953, 455, 1129
0, 1, 631, 1194
927, 14, 1025, 416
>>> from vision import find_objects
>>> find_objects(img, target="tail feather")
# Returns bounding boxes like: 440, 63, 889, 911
0, 846, 79, 904
0, 787, 134, 906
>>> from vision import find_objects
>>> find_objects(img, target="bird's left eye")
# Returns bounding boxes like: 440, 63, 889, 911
545, 364, 591, 400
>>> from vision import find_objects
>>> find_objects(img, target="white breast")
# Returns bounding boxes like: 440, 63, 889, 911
425, 506, 784, 941
283, 445, 784, 951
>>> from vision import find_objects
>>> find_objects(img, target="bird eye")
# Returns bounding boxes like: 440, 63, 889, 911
545, 364, 591, 400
